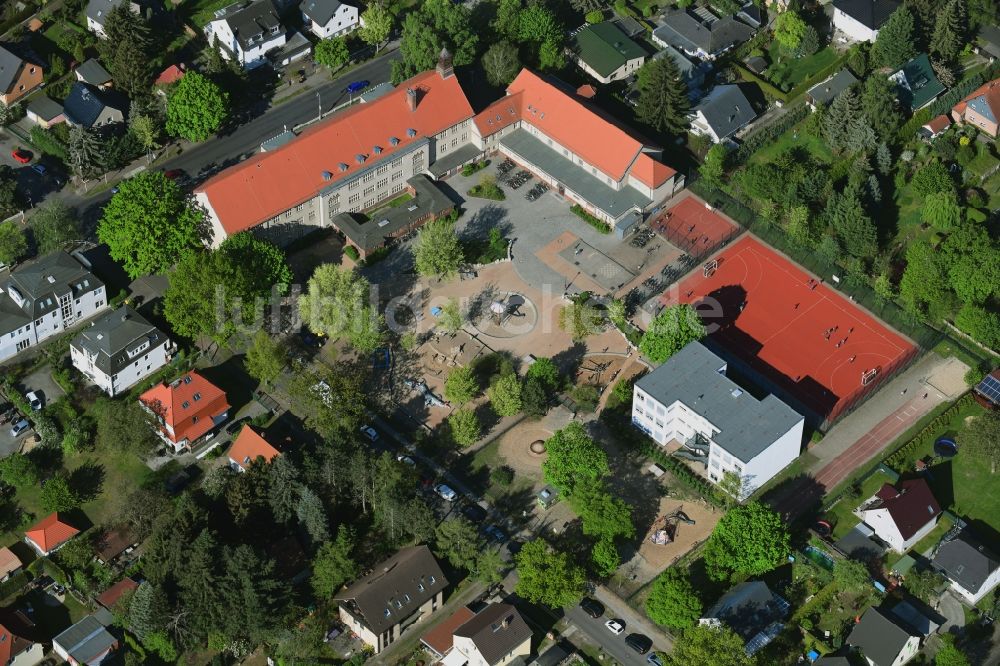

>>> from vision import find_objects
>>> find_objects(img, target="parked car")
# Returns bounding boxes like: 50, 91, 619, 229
25, 391, 42, 411
346, 80, 369, 93
11, 148, 31, 164
605, 619, 625, 635
164, 169, 184, 180
30, 164, 46, 175
625, 634, 652, 654
435, 484, 457, 501
647, 653, 664, 666
360, 425, 379, 442
32, 575, 54, 590
51, 584, 66, 596
579, 598, 605, 619
396, 454, 416, 466
482, 524, 505, 542
10, 419, 30, 437
462, 503, 487, 523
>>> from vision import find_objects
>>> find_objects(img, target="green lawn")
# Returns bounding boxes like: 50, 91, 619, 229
747, 118, 834, 166
824, 468, 898, 539
764, 46, 840, 92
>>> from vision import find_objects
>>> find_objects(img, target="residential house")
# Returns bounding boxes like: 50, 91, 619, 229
653, 45, 706, 90
0, 546, 22, 582
977, 25, 1000, 60
920, 114, 952, 140
421, 606, 476, 659
632, 342, 805, 499
888, 600, 939, 638
63, 82, 126, 129
832, 0, 900, 42
806, 68, 859, 109
204, 0, 287, 70
24, 513, 79, 556
857, 479, 941, 553
0, 251, 108, 363
700, 582, 790, 656
950, 76, 1000, 137
228, 425, 281, 472
569, 21, 647, 84
301, 0, 359, 39
0, 45, 43, 106
335, 545, 447, 653
451, 603, 533, 666
154, 63, 186, 87
890, 53, 945, 111
932, 531, 1000, 604
0, 608, 44, 666
847, 607, 920, 666
92, 526, 138, 566
70, 305, 174, 397
737, 3, 765, 29
689, 84, 757, 142
139, 371, 231, 452
53, 608, 120, 665
612, 14, 646, 39
74, 59, 113, 90
25, 95, 65, 128
96, 577, 139, 611
86, 0, 142, 37
652, 10, 755, 61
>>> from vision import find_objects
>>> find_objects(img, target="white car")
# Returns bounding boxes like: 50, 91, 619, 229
360, 425, 379, 442
10, 418, 30, 437
25, 391, 42, 411
396, 454, 416, 466
605, 619, 625, 635
435, 484, 457, 501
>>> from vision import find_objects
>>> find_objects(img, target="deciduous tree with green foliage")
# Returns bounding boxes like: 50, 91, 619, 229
515, 539, 586, 608
559, 296, 603, 341
315, 36, 350, 70
700, 144, 727, 188
245, 330, 287, 387
311, 525, 359, 597
448, 407, 481, 446
872, 7, 918, 68
166, 71, 229, 142
703, 501, 789, 581
435, 516, 483, 570
636, 56, 691, 136
955, 305, 1000, 356
359, 4, 393, 52
415, 217, 464, 279
488, 373, 522, 416
30, 201, 81, 253
0, 453, 39, 488
287, 362, 367, 441
0, 221, 26, 265
41, 476, 80, 512
445, 366, 479, 405
935, 634, 972, 666
592, 537, 620, 576
666, 624, 754, 666
639, 304, 706, 364
774, 11, 808, 50
921, 190, 964, 229
438, 297, 464, 333
482, 40, 521, 87
98, 172, 208, 278
646, 568, 703, 629
299, 264, 384, 352
392, 0, 478, 82
911, 160, 954, 196
900, 241, 952, 318
542, 422, 608, 496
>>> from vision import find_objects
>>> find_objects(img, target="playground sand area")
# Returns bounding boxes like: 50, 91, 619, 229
635, 497, 720, 578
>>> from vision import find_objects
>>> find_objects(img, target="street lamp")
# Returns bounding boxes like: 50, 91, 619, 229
316, 91, 322, 123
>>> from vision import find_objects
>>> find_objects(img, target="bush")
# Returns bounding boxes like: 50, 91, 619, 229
585, 10, 603, 22
343, 245, 360, 261
568, 384, 600, 413
29, 126, 68, 161
570, 205, 611, 234
490, 465, 514, 487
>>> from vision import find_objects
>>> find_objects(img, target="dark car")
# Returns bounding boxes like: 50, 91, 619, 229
482, 524, 505, 543
346, 80, 369, 93
625, 633, 652, 655
462, 503, 487, 523
579, 597, 604, 619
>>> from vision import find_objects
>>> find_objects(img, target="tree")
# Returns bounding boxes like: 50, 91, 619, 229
296, 486, 330, 544
573, 478, 634, 539
826, 186, 878, 259
515, 540, 586, 608
592, 537, 619, 577
639, 304, 706, 364
216, 544, 287, 645
311, 526, 359, 597
931, 0, 968, 61
900, 241, 951, 317
943, 223, 1000, 304
444, 366, 479, 405
166, 70, 229, 142
30, 201, 80, 253
129, 114, 160, 162
703, 502, 789, 581
0, 221, 26, 265
666, 625, 754, 666
911, 160, 954, 196
521, 376, 549, 417
907, 568, 946, 604
358, 4, 393, 53
558, 297, 603, 341
68, 125, 104, 180
488, 373, 522, 416
287, 363, 366, 441
448, 408, 481, 446
935, 634, 972, 666
392, 0, 477, 82
0, 453, 39, 488
585, 9, 603, 23
473, 548, 505, 585
0, 166, 17, 218
774, 11, 808, 50
94, 398, 158, 454
542, 422, 608, 496
438, 297, 464, 333
415, 217, 464, 279
267, 455, 299, 524
299, 264, 384, 352
700, 144, 727, 188
493, 0, 521, 39
100, 4, 152, 99
245, 330, 287, 386
967, 0, 997, 28
636, 56, 691, 136
833, 559, 870, 590
823, 88, 876, 153
515, 2, 564, 70
435, 516, 483, 570
955, 304, 1000, 349
962, 409, 1000, 475
98, 172, 207, 278
861, 75, 902, 139
872, 7, 918, 68
921, 190, 963, 230
40, 476, 80, 512
128, 581, 170, 640
482, 41, 520, 87
526, 357, 561, 391
784, 205, 814, 247
314, 36, 350, 70
796, 24, 820, 56
646, 568, 703, 630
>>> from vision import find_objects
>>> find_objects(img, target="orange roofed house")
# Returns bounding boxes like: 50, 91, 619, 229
228, 425, 280, 472
139, 371, 230, 452
195, 51, 683, 248
24, 512, 79, 556
951, 77, 1000, 137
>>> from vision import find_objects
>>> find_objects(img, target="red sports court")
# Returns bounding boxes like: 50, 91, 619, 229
661, 236, 916, 422
650, 194, 740, 253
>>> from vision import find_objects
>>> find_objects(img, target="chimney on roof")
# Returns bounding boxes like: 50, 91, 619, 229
436, 46, 454, 79
406, 87, 417, 112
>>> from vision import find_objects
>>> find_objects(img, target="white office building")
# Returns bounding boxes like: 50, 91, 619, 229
632, 342, 804, 499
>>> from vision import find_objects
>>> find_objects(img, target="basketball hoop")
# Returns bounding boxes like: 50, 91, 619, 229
703, 259, 718, 278
861, 368, 878, 386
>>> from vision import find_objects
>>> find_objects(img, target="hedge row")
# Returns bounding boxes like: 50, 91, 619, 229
731, 104, 811, 166
883, 393, 975, 468
784, 53, 851, 103
926, 62, 1000, 119
343, 245, 360, 261
790, 581, 838, 623
735, 65, 790, 104
642, 442, 726, 507
570, 205, 611, 234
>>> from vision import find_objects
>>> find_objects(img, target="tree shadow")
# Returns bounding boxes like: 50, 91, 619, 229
27, 445, 64, 478
459, 204, 513, 242
551, 342, 588, 379
68, 461, 105, 503
762, 473, 827, 526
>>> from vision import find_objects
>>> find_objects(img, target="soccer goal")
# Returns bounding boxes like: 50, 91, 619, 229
703, 259, 719, 278
861, 368, 879, 386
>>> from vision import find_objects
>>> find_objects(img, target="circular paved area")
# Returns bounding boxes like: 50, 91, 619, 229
470, 292, 539, 339
497, 422, 555, 478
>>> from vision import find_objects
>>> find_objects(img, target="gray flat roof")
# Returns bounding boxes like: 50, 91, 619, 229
807, 68, 858, 106
427, 142, 481, 178
634, 342, 803, 462
499, 127, 650, 221
27, 95, 64, 120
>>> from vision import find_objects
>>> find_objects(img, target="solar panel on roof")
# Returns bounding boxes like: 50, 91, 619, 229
975, 374, 1000, 404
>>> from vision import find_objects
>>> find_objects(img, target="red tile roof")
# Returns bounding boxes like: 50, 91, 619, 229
421, 606, 476, 656
25, 512, 79, 553
632, 153, 677, 188
196, 68, 475, 236
473, 91, 524, 136
873, 479, 941, 541
0, 545, 22, 579
952, 78, 1000, 118
96, 577, 139, 610
155, 64, 186, 86
0, 613, 32, 666
923, 114, 951, 133
139, 371, 230, 445
576, 84, 597, 99
229, 426, 280, 471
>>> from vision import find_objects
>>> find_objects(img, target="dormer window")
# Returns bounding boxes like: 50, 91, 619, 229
193, 392, 202, 401
181, 401, 190, 409
428, 575, 436, 585
183, 376, 192, 384
355, 154, 365, 164
339, 163, 348, 172
417, 582, 425, 592
407, 128, 416, 137
389, 136, 399, 146
373, 145, 382, 154
384, 608, 391, 617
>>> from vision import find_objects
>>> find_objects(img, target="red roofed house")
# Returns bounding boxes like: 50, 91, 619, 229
96, 577, 140, 611
139, 371, 230, 452
228, 425, 280, 472
920, 114, 952, 140
154, 63, 185, 87
0, 608, 44, 666
951, 77, 1000, 137
24, 512, 79, 556
0, 545, 22, 582
195, 51, 683, 248
858, 478, 941, 553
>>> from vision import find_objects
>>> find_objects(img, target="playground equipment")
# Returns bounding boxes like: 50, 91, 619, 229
934, 437, 958, 457
650, 508, 696, 545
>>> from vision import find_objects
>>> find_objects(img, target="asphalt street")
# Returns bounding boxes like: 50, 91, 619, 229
565, 605, 655, 666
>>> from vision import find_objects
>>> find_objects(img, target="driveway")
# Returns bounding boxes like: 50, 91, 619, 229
937, 591, 966, 635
